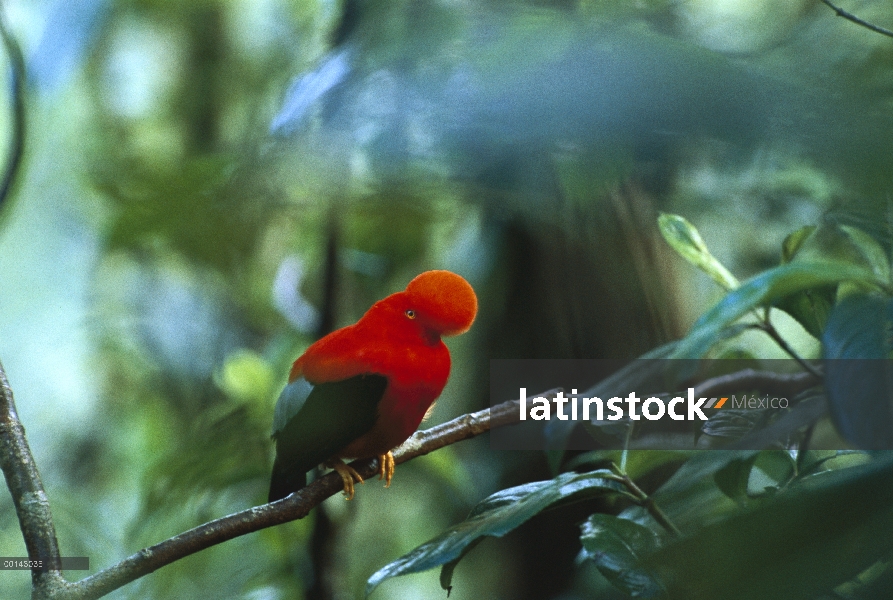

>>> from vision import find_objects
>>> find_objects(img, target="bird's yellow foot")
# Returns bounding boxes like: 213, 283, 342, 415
325, 459, 365, 500
377, 452, 395, 488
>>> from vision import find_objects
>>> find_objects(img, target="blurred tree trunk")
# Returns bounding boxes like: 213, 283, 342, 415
482, 165, 683, 598
183, 5, 223, 153
308, 212, 342, 600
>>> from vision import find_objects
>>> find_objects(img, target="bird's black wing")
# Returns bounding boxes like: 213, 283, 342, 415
268, 373, 388, 502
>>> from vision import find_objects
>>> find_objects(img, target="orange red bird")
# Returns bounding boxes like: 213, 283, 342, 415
268, 270, 477, 502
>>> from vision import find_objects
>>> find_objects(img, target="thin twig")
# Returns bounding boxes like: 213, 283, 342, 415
0, 0, 25, 212
622, 474, 681, 537
0, 362, 66, 595
57, 399, 523, 600
609, 463, 680, 537
820, 0, 893, 39
757, 320, 824, 380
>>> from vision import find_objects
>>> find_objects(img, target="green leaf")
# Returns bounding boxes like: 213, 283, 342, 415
748, 451, 796, 496
713, 454, 759, 504
789, 222, 891, 288
774, 224, 891, 337
780, 225, 816, 263
725, 393, 826, 451
364, 471, 627, 596
821, 294, 893, 449
773, 285, 835, 339
579, 514, 665, 598
839, 225, 890, 284
673, 261, 881, 359
699, 410, 762, 444
658, 213, 739, 291
648, 454, 893, 600
620, 451, 758, 533
796, 450, 865, 478
622, 452, 694, 480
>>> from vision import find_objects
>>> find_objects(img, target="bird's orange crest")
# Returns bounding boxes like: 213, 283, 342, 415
405, 270, 478, 336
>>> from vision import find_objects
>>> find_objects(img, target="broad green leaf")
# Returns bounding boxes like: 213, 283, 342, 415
790, 222, 891, 288
821, 294, 893, 449
796, 450, 865, 478
780, 225, 816, 263
774, 226, 836, 337
747, 451, 795, 496
620, 451, 757, 533
712, 347, 758, 361
673, 261, 881, 359
648, 454, 893, 600
365, 471, 627, 596
773, 285, 835, 339
840, 225, 890, 284
658, 213, 739, 290
713, 454, 758, 504
579, 514, 665, 598
622, 451, 694, 480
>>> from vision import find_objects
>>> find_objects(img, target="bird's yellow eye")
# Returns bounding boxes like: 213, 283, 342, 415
405, 309, 416, 319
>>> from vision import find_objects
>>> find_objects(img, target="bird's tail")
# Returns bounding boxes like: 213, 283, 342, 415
268, 458, 307, 503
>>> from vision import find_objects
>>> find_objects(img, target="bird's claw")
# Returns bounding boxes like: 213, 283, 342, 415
378, 452, 395, 488
322, 453, 394, 499
328, 459, 365, 500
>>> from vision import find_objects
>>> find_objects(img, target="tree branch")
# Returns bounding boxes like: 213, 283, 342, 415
820, 0, 893, 39
691, 368, 821, 400
58, 399, 523, 600
0, 362, 66, 595
14, 367, 823, 599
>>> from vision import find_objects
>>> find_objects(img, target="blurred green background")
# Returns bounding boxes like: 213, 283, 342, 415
1, 0, 892, 598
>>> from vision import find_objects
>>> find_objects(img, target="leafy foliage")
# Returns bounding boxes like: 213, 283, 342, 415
822, 294, 893, 448
578, 514, 664, 598
672, 260, 881, 359
365, 471, 628, 596
649, 454, 893, 600
368, 213, 893, 598
658, 213, 739, 291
